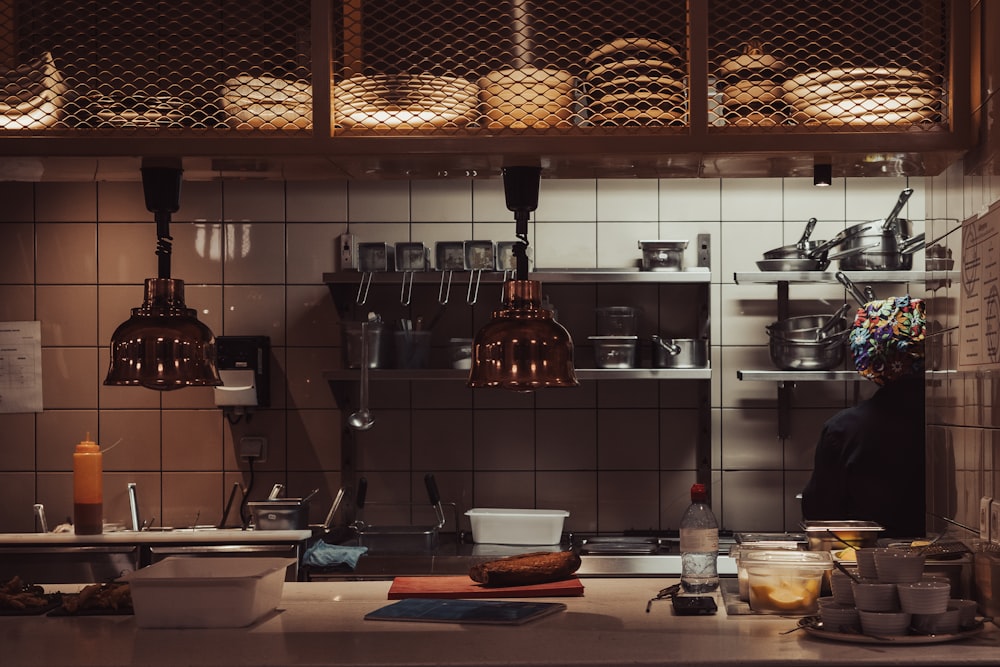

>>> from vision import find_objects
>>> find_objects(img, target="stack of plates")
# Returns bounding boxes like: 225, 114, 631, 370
0, 52, 66, 130
478, 66, 574, 129
716, 41, 787, 127
334, 73, 478, 131
782, 67, 940, 126
84, 93, 191, 128
583, 37, 686, 126
219, 75, 312, 130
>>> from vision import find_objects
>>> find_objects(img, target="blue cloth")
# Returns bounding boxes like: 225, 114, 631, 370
302, 541, 368, 569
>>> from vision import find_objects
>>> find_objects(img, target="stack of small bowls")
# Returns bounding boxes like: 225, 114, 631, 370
818, 547, 979, 637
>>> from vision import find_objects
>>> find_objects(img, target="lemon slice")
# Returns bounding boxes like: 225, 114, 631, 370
766, 586, 808, 611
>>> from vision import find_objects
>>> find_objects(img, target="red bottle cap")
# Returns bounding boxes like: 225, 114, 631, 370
690, 483, 707, 502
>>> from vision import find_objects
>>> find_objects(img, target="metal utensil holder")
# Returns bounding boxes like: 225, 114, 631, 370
395, 242, 429, 305
356, 242, 394, 304
464, 240, 495, 305
496, 240, 521, 297
435, 241, 466, 304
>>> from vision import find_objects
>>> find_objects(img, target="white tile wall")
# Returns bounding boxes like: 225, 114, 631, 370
0, 175, 929, 534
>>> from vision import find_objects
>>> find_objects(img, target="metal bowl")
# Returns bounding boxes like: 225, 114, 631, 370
767, 331, 847, 370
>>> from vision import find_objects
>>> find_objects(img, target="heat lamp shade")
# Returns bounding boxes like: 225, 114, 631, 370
467, 280, 578, 391
104, 278, 222, 390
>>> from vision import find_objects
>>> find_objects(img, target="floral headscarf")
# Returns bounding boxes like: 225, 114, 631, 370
849, 295, 926, 386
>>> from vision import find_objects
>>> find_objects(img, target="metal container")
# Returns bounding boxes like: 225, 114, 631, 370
342, 321, 390, 369
800, 520, 884, 552
596, 306, 639, 336
248, 500, 310, 530
766, 314, 848, 341
639, 240, 687, 271
652, 336, 708, 368
588, 335, 638, 368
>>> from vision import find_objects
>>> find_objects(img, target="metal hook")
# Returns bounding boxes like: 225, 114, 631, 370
400, 271, 415, 306
438, 271, 453, 305
356, 272, 374, 305
467, 269, 483, 305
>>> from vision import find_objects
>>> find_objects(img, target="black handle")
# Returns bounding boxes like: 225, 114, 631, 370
356, 477, 368, 510
424, 473, 440, 506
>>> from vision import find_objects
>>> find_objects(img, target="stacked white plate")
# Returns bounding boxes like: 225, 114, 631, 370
333, 73, 478, 131
583, 37, 686, 126
219, 75, 312, 130
478, 66, 574, 129
0, 52, 66, 130
782, 67, 940, 126
716, 41, 787, 127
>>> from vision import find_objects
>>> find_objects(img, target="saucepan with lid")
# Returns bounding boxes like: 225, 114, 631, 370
652, 336, 708, 368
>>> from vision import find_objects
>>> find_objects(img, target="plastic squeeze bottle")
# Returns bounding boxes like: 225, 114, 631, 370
73, 433, 103, 535
679, 482, 719, 593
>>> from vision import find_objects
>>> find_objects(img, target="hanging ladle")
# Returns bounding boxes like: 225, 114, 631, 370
348, 321, 375, 431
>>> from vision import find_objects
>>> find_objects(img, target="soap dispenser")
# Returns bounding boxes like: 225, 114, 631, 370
73, 433, 103, 535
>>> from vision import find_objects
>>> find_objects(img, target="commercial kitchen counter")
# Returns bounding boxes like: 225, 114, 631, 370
3, 578, 998, 667
0, 530, 313, 545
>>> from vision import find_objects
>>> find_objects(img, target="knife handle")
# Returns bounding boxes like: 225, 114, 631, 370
424, 473, 440, 505
355, 477, 368, 510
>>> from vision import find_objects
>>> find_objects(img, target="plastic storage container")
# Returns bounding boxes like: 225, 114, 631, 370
743, 549, 833, 615
127, 557, 293, 628
596, 306, 639, 336
465, 508, 569, 545
587, 335, 638, 368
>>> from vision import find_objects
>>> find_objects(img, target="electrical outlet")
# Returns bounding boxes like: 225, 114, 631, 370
992, 501, 1000, 545
981, 496, 993, 541
338, 233, 357, 271
239, 436, 267, 463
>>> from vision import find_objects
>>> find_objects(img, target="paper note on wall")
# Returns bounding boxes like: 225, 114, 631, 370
0, 321, 43, 413
960, 207, 1000, 369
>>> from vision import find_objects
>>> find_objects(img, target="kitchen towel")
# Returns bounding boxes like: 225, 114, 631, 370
302, 542, 368, 569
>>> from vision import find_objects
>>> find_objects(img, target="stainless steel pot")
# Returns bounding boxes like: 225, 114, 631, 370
838, 232, 926, 271
639, 240, 687, 271
836, 188, 922, 271
767, 329, 847, 370
652, 336, 708, 368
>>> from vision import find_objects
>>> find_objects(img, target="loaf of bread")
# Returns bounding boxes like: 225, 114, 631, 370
469, 550, 581, 587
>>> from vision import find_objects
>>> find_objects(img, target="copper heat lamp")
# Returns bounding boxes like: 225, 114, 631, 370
467, 166, 578, 390
104, 158, 222, 390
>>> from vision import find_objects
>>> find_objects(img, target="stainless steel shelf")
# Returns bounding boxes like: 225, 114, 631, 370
736, 369, 858, 382
733, 270, 928, 284
325, 367, 712, 382
324, 269, 711, 285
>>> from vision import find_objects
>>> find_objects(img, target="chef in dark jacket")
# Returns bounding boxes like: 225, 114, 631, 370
801, 295, 926, 538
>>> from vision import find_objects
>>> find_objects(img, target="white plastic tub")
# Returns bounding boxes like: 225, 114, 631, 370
465, 508, 569, 545
126, 557, 293, 628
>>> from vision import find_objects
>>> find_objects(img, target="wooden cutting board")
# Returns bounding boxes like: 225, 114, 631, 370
388, 575, 584, 599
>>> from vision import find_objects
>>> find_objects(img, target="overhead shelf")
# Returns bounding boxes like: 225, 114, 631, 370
733, 270, 930, 284
323, 268, 711, 286
737, 370, 858, 382
324, 367, 712, 383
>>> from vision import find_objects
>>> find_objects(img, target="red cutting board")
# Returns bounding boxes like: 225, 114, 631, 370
388, 575, 584, 599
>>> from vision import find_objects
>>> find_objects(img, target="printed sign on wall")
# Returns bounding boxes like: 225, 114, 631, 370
0, 321, 43, 413
960, 206, 1000, 369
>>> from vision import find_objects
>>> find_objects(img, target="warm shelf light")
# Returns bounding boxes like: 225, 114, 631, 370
814, 163, 833, 187
467, 166, 578, 391
104, 159, 222, 390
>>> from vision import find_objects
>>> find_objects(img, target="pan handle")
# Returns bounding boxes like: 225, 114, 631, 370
881, 188, 914, 233
836, 271, 869, 306
424, 473, 446, 529
795, 217, 818, 250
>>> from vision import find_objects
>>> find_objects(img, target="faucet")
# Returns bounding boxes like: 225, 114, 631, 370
33, 503, 48, 533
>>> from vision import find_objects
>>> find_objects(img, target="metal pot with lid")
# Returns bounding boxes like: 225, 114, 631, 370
652, 336, 708, 368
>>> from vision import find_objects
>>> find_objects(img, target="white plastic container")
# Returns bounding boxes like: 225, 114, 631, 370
743, 549, 833, 615
465, 508, 569, 545
127, 557, 293, 628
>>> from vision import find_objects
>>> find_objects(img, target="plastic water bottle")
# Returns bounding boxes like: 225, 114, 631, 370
680, 483, 719, 593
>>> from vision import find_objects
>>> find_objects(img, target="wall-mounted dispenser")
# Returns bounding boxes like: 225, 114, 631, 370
214, 336, 270, 421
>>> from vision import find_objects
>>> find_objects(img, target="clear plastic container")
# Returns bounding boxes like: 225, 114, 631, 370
596, 306, 639, 336
744, 549, 833, 615
465, 508, 569, 545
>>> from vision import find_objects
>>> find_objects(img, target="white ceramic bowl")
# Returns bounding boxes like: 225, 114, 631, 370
912, 606, 960, 635
851, 580, 899, 611
819, 599, 860, 632
950, 598, 979, 627
859, 609, 912, 636
855, 548, 879, 579
897, 580, 950, 615
874, 548, 926, 583
829, 569, 856, 605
